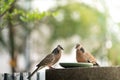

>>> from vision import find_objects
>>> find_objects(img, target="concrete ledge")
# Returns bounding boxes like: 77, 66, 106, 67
46, 67, 120, 80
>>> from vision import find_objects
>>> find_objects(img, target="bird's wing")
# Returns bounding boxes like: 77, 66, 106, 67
36, 54, 55, 67
85, 52, 96, 63
85, 52, 100, 66
27, 67, 39, 79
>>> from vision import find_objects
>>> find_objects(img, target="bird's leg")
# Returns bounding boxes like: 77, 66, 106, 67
49, 66, 55, 69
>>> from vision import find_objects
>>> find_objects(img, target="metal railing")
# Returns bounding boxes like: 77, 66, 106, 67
0, 72, 40, 80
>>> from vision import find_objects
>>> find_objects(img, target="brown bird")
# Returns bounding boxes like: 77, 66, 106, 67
27, 45, 64, 79
76, 43, 99, 66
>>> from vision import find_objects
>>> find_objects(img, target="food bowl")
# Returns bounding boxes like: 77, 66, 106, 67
59, 62, 93, 68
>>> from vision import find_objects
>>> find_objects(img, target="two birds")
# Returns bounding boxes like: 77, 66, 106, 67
27, 44, 99, 79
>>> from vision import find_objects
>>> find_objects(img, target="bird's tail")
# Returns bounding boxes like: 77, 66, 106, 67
27, 67, 40, 79
93, 62, 100, 67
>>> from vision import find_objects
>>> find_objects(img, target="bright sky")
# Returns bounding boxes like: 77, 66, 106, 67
32, 0, 56, 12
32, 0, 120, 23
105, 0, 120, 23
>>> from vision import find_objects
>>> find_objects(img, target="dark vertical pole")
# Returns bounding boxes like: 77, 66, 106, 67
8, 13, 15, 73
7, 1, 16, 80
8, 8, 16, 73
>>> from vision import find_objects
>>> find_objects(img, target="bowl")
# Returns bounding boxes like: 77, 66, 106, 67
59, 62, 93, 68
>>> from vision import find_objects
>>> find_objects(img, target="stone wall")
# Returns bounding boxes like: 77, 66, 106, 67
46, 67, 120, 80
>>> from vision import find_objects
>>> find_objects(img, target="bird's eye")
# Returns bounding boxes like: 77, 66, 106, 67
80, 47, 85, 53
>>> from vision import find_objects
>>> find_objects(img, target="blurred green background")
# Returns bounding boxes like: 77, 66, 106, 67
0, 0, 120, 73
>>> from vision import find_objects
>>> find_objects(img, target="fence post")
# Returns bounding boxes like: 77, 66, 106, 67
3, 73, 14, 80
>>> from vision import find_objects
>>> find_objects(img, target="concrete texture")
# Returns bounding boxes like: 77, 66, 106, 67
46, 67, 120, 80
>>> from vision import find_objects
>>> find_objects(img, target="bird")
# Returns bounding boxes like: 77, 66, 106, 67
27, 45, 64, 79
75, 43, 99, 66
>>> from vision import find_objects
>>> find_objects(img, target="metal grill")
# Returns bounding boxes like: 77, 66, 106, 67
0, 72, 40, 80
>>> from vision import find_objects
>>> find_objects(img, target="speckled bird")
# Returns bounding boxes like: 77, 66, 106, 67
27, 45, 64, 79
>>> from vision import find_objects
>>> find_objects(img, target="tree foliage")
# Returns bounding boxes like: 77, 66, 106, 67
0, 0, 120, 68
47, 3, 106, 40
0, 0, 54, 72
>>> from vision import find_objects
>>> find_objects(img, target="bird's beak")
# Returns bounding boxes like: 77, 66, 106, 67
75, 44, 80, 49
60, 46, 64, 50
61, 47, 64, 50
